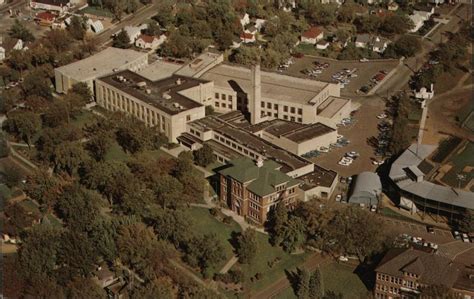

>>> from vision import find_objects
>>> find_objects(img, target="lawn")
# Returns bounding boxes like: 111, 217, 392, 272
0, 184, 12, 203
379, 207, 424, 225
435, 67, 466, 94
79, 5, 113, 18
234, 233, 309, 292
296, 44, 319, 56
71, 111, 96, 130
441, 141, 474, 190
104, 142, 129, 162
319, 262, 368, 298
185, 207, 241, 274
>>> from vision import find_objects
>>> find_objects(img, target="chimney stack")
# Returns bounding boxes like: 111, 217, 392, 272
250, 64, 262, 125
256, 156, 264, 168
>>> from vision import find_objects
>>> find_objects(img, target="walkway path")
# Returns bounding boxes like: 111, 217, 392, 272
219, 256, 239, 274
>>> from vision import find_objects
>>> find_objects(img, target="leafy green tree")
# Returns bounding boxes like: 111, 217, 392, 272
113, 29, 131, 48
152, 0, 175, 27
68, 16, 87, 40
236, 228, 258, 264
3, 111, 41, 148
420, 284, 458, 299
0, 132, 10, 157
56, 184, 102, 232
70, 82, 92, 101
337, 43, 362, 60
193, 144, 216, 167
45, 29, 73, 53
384, 35, 421, 58
9, 19, 35, 42
183, 233, 226, 275
23, 274, 65, 299
35, 125, 82, 163
309, 268, 322, 299
296, 268, 310, 299
24, 169, 63, 211
266, 202, 288, 246
86, 131, 113, 161
58, 230, 98, 277
160, 30, 193, 58
131, 278, 174, 299
144, 21, 161, 36
281, 216, 306, 253
88, 217, 120, 262
306, 3, 337, 25
23, 68, 53, 100
149, 208, 193, 247
2, 163, 23, 188
66, 276, 107, 299
337, 1, 357, 23
233, 45, 262, 66
117, 222, 158, 270
322, 291, 342, 299
380, 14, 414, 35
18, 226, 62, 279
154, 174, 184, 208
7, 49, 31, 75
118, 187, 154, 216
354, 15, 381, 33
0, 88, 18, 113
51, 141, 88, 175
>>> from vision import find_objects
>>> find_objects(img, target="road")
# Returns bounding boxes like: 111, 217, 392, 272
0, 0, 26, 14
92, 3, 159, 47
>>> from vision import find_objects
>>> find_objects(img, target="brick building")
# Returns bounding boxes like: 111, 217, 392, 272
374, 247, 474, 299
218, 157, 300, 224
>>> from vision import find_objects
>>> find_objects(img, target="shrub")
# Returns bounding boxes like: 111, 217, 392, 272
210, 207, 219, 217
223, 216, 233, 224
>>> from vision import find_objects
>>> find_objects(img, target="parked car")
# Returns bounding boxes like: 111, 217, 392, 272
335, 194, 342, 202
338, 256, 349, 262
370, 205, 377, 212
360, 58, 369, 62
377, 113, 388, 119
426, 225, 435, 234
462, 233, 470, 243
453, 231, 461, 240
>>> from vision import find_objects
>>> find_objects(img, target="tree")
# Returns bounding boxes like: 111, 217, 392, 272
70, 82, 92, 101
58, 230, 98, 278
86, 131, 113, 161
149, 208, 193, 247
3, 111, 41, 148
8, 49, 31, 75
233, 46, 262, 66
68, 16, 87, 40
154, 174, 184, 208
24, 169, 63, 211
117, 222, 158, 270
66, 277, 107, 299
2, 163, 23, 188
51, 141, 88, 175
384, 35, 421, 58
22, 68, 53, 100
0, 88, 18, 113
160, 30, 193, 58
309, 268, 322, 299
113, 29, 131, 48
281, 216, 306, 253
183, 233, 226, 275
193, 144, 216, 167
266, 202, 289, 246
144, 21, 161, 36
306, 3, 337, 26
152, 0, 175, 27
23, 274, 65, 299
0, 132, 10, 158
295, 268, 310, 299
45, 29, 73, 53
354, 15, 381, 33
9, 19, 35, 42
132, 278, 174, 299
236, 228, 258, 264
56, 184, 102, 233
380, 14, 414, 35
337, 43, 362, 60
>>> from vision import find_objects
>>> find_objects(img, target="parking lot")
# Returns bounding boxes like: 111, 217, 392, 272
309, 97, 386, 178
281, 56, 399, 96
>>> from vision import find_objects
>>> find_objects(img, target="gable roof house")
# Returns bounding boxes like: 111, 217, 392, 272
122, 24, 148, 44
240, 32, 255, 43
35, 11, 56, 26
355, 34, 371, 48
30, 0, 70, 13
0, 37, 25, 61
372, 36, 390, 53
135, 34, 166, 50
301, 26, 324, 44
239, 13, 250, 28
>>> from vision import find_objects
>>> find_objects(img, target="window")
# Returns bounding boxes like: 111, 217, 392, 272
274, 104, 278, 110
283, 105, 288, 112
290, 116, 295, 121
215, 102, 220, 107
298, 108, 302, 115
229, 95, 233, 101
290, 107, 295, 113
267, 102, 271, 109
297, 118, 302, 122
222, 103, 226, 108
221, 94, 226, 100
283, 115, 288, 120
261, 101, 265, 108
186, 115, 191, 121
229, 105, 233, 110
215, 93, 219, 99
274, 113, 278, 117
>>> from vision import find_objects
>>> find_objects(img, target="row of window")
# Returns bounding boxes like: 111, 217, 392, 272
215, 102, 233, 110
248, 210, 260, 221
261, 110, 303, 122
377, 274, 401, 285
249, 201, 260, 211
189, 128, 201, 137
215, 134, 261, 160
260, 101, 303, 115
215, 93, 234, 101
375, 284, 400, 295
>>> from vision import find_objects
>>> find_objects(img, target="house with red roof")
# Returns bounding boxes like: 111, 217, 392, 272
240, 32, 255, 44
301, 26, 324, 44
35, 11, 56, 26
135, 34, 166, 50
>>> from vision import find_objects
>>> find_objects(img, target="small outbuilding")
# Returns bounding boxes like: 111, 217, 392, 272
349, 171, 382, 207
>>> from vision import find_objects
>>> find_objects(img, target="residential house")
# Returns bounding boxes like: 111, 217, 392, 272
218, 157, 301, 224
374, 247, 474, 299
122, 24, 148, 44
244, 24, 257, 35
239, 13, 250, 28
301, 26, 324, 44
316, 40, 330, 50
135, 34, 166, 50
255, 18, 266, 31
372, 36, 390, 53
92, 265, 118, 289
35, 11, 56, 26
29, 0, 70, 13
355, 34, 371, 48
414, 84, 434, 100
408, 13, 427, 32
240, 32, 255, 43
0, 37, 24, 61
387, 1, 399, 11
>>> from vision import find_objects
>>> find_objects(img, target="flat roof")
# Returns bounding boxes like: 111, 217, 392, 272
98, 70, 205, 115
247, 119, 335, 143
175, 52, 223, 77
200, 64, 330, 105
299, 165, 337, 189
189, 114, 312, 173
317, 96, 351, 118
138, 60, 183, 81
55, 47, 148, 82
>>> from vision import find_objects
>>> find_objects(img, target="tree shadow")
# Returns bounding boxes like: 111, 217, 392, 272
229, 231, 241, 254
284, 268, 300, 296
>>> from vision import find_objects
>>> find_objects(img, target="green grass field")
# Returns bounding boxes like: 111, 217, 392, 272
441, 141, 474, 190
104, 142, 129, 162
79, 6, 113, 18
71, 111, 96, 130
319, 262, 368, 298
296, 44, 319, 56
234, 234, 309, 292
185, 207, 241, 274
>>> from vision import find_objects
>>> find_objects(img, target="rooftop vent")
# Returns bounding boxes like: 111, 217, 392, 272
176, 78, 182, 85
163, 93, 171, 100
136, 81, 147, 88
145, 89, 151, 94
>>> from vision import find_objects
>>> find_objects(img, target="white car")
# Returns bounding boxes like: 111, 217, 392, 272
370, 205, 377, 212
372, 160, 384, 165
462, 233, 470, 243
335, 194, 342, 201
338, 256, 349, 262
377, 113, 388, 119
338, 161, 351, 166
346, 151, 359, 158
360, 58, 369, 62
337, 135, 344, 140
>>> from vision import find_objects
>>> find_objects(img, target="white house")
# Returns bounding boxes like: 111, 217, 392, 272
355, 34, 371, 48
414, 84, 434, 100
135, 34, 166, 49
122, 24, 147, 44
30, 0, 70, 13
387, 2, 399, 11
408, 13, 426, 32
0, 37, 24, 61
372, 36, 390, 53
255, 18, 266, 31
301, 26, 324, 44
316, 40, 330, 50
239, 13, 250, 28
